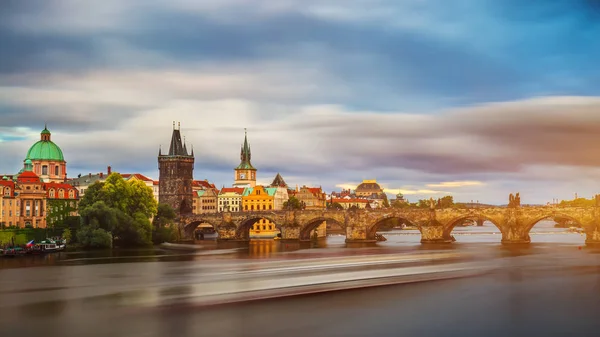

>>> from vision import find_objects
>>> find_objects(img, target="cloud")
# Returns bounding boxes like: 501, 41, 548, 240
426, 181, 485, 188
2, 1, 600, 205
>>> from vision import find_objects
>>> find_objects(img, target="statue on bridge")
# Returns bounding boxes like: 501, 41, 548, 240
508, 193, 521, 208
429, 197, 436, 210
595, 194, 600, 207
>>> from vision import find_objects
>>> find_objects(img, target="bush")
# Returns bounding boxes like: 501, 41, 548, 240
76, 225, 113, 249
152, 226, 176, 244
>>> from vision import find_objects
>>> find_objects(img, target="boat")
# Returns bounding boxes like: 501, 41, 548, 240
28, 239, 66, 254
3, 247, 27, 257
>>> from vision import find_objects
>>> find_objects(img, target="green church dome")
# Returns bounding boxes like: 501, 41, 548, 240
25, 127, 65, 162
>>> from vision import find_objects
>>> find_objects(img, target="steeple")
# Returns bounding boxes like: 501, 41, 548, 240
166, 121, 190, 156
236, 128, 256, 170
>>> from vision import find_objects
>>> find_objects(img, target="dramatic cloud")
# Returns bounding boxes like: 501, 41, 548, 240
1, 0, 600, 204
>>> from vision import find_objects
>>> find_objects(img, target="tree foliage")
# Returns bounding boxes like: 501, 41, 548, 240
78, 173, 158, 248
327, 202, 344, 210
284, 196, 304, 210
559, 197, 595, 207
76, 225, 113, 249
62, 228, 72, 244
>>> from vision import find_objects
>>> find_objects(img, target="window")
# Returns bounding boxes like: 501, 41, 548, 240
262, 225, 266, 230
55, 166, 59, 176
42, 166, 48, 175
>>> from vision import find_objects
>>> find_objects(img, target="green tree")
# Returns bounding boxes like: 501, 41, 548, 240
78, 173, 158, 248
437, 195, 454, 208
327, 202, 344, 210
153, 203, 177, 228
559, 197, 595, 207
62, 228, 72, 244
284, 196, 303, 210
77, 225, 113, 249
152, 203, 177, 244
391, 200, 409, 208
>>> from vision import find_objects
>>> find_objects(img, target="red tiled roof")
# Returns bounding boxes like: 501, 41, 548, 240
193, 180, 216, 189
17, 171, 40, 183
220, 187, 245, 194
44, 182, 77, 190
0, 180, 15, 197
153, 180, 159, 185
331, 198, 369, 203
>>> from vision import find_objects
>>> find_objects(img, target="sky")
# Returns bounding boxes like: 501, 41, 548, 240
2, 0, 600, 205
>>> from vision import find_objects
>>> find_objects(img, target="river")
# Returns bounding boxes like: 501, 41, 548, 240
1, 220, 597, 336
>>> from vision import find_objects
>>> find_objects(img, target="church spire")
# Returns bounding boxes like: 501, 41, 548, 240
236, 128, 255, 170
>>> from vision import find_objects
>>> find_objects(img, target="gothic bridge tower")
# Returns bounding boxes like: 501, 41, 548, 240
233, 128, 257, 187
158, 122, 194, 215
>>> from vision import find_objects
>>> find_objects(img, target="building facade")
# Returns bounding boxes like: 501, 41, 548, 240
331, 197, 370, 209
218, 187, 245, 212
23, 126, 68, 183
233, 129, 257, 188
293, 186, 327, 209
242, 186, 280, 238
0, 160, 78, 228
158, 122, 195, 215
193, 188, 218, 214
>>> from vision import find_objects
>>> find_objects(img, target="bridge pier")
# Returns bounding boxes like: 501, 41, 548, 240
216, 225, 238, 241
585, 227, 600, 246
420, 226, 455, 244
345, 225, 376, 243
500, 227, 530, 244
280, 225, 301, 241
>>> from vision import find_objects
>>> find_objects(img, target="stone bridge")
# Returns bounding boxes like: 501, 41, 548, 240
179, 205, 600, 245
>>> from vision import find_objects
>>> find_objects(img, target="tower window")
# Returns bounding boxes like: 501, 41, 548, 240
55, 166, 59, 176
42, 166, 48, 175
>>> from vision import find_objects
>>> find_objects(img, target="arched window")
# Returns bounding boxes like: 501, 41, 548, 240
49, 189, 55, 198
55, 166, 59, 176
42, 165, 48, 175
59, 189, 64, 199
69, 190, 74, 199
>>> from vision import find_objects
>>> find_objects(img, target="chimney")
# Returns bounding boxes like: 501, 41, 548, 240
107, 166, 112, 175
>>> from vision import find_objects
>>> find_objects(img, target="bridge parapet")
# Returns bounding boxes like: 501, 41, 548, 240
177, 204, 600, 245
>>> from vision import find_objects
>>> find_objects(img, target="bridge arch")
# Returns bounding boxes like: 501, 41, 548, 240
367, 215, 420, 240
523, 212, 588, 234
183, 219, 220, 240
442, 215, 503, 237
236, 215, 283, 240
299, 217, 346, 241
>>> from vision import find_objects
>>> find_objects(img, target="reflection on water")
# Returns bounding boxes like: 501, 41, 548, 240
0, 220, 586, 270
